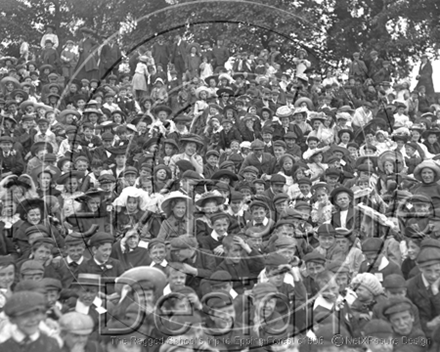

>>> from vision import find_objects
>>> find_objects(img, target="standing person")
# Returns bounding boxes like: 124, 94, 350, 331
185, 43, 202, 80
170, 34, 187, 80
75, 27, 99, 81
99, 35, 122, 77
132, 56, 149, 101
40, 24, 59, 49
152, 37, 170, 71
19, 36, 30, 61
415, 54, 435, 97
60, 40, 78, 80
40, 40, 60, 72
212, 37, 229, 70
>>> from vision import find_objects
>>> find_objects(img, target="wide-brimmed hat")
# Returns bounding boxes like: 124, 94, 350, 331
204, 75, 219, 85
72, 273, 102, 287
211, 169, 239, 182
330, 186, 354, 205
180, 135, 204, 148
31, 165, 60, 185
414, 160, 440, 183
338, 129, 354, 141
195, 192, 225, 207
377, 150, 405, 173
115, 266, 167, 296
160, 192, 193, 215
75, 188, 106, 202
195, 86, 210, 99
217, 87, 234, 97
152, 105, 172, 116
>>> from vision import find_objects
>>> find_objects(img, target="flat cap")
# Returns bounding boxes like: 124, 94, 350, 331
363, 319, 394, 338
303, 251, 326, 265
89, 232, 114, 247
273, 193, 289, 204
59, 312, 94, 335
383, 274, 406, 290
4, 291, 46, 317
383, 297, 413, 317
252, 282, 278, 300
270, 174, 286, 184
20, 260, 44, 274
170, 235, 197, 251
416, 238, 440, 267
362, 238, 384, 253
250, 139, 265, 150
41, 278, 62, 291
317, 224, 336, 237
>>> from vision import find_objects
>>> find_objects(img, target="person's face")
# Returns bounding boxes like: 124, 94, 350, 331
0, 141, 12, 152
389, 311, 414, 336
275, 201, 288, 215
420, 263, 440, 284
184, 142, 197, 156
126, 197, 139, 212
355, 285, 373, 301
78, 285, 99, 306
253, 148, 263, 158
258, 297, 277, 319
93, 243, 112, 263
306, 262, 324, 279
411, 130, 421, 141
169, 270, 186, 291
0, 264, 15, 289
318, 235, 335, 250
63, 331, 90, 351
27, 208, 41, 225
315, 190, 328, 203
335, 192, 350, 210
65, 177, 79, 193
87, 197, 101, 212
173, 201, 187, 218
230, 141, 239, 151
155, 169, 167, 181
421, 168, 435, 184
211, 304, 235, 330
226, 244, 243, 264
335, 273, 349, 292
33, 245, 51, 263
321, 278, 340, 303
213, 218, 229, 236
252, 207, 266, 223
10, 310, 45, 336
124, 174, 136, 186
66, 244, 85, 262
101, 181, 115, 193
150, 245, 166, 264
45, 289, 60, 307
176, 248, 194, 261
299, 183, 311, 195
115, 155, 127, 166
76, 161, 88, 171
137, 122, 147, 134
274, 147, 285, 160
336, 237, 350, 253
413, 202, 430, 216
407, 240, 420, 261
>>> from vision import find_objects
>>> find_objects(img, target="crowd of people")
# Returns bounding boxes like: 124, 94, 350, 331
1, 22, 440, 352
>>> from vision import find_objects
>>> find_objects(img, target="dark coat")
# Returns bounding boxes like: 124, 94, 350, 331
0, 150, 25, 176
77, 257, 124, 294
407, 273, 440, 337
218, 127, 242, 150
181, 249, 217, 296
0, 334, 61, 352
239, 152, 276, 177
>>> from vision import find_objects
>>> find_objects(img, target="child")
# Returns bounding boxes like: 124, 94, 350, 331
80, 159, 103, 192
218, 119, 242, 152
60, 40, 77, 79
244, 200, 275, 241
203, 150, 219, 179
41, 278, 64, 320
314, 224, 345, 261
307, 150, 328, 182
311, 183, 333, 226
313, 270, 358, 337
302, 251, 326, 299
375, 130, 394, 155
198, 212, 230, 264
217, 235, 265, 294
302, 136, 330, 161
404, 142, 422, 175
423, 129, 440, 155
111, 229, 151, 271
350, 272, 386, 330
102, 93, 119, 113
56, 171, 85, 219
150, 78, 168, 104
0, 291, 60, 351
147, 239, 168, 271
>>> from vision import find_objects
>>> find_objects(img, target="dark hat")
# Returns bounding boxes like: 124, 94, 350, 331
175, 160, 196, 174
241, 166, 259, 175
363, 319, 394, 339
181, 170, 202, 180
273, 193, 289, 204
270, 174, 286, 184
0, 136, 14, 144
41, 278, 62, 291
273, 140, 287, 149
4, 291, 46, 317
362, 237, 384, 254
64, 233, 85, 246
123, 166, 138, 176
204, 292, 233, 309
0, 255, 14, 268
294, 200, 311, 210
20, 260, 44, 275
24, 225, 50, 237
330, 186, 353, 204
98, 174, 116, 184
250, 139, 265, 150
265, 252, 290, 268
303, 251, 326, 265
209, 270, 232, 287
316, 224, 336, 237
205, 149, 220, 159
273, 235, 296, 249
326, 260, 350, 274
210, 212, 230, 224
56, 171, 85, 185
416, 238, 440, 268
383, 274, 406, 290
251, 282, 278, 301
170, 235, 197, 251
230, 191, 244, 201
89, 232, 114, 247
383, 297, 414, 318
297, 178, 312, 186
211, 169, 239, 181
284, 132, 298, 140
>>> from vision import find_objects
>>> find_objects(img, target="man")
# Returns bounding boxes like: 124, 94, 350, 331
212, 38, 230, 69
382, 297, 426, 352
170, 34, 187, 78
367, 50, 383, 80
99, 36, 121, 77
239, 139, 276, 177
407, 238, 440, 337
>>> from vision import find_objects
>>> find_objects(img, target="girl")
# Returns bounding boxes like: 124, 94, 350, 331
311, 183, 333, 227
132, 55, 149, 101
157, 192, 194, 241
288, 167, 311, 200
150, 77, 168, 105
191, 86, 210, 131
374, 130, 394, 155
199, 55, 213, 81
162, 138, 179, 166
337, 129, 354, 148
185, 44, 202, 80
307, 150, 328, 182
239, 114, 260, 142
277, 154, 296, 186
422, 129, 440, 155
56, 171, 84, 219
31, 166, 61, 198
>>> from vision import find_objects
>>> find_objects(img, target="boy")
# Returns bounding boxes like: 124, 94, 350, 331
314, 224, 345, 262
80, 159, 103, 192
218, 119, 242, 151
163, 263, 187, 295
244, 200, 275, 241
41, 278, 64, 320
284, 132, 302, 160
203, 149, 219, 179
302, 251, 326, 299
199, 212, 230, 264
303, 136, 330, 160
405, 142, 422, 175
313, 270, 357, 337
57, 234, 86, 288
111, 148, 128, 179
217, 234, 265, 294
34, 118, 58, 153
102, 92, 119, 112
0, 136, 25, 177
123, 166, 138, 187
262, 126, 274, 154
92, 132, 115, 169
0, 291, 60, 351
264, 174, 286, 201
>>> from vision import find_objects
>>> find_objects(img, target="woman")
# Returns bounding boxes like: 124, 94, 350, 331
157, 192, 194, 242
412, 160, 440, 211
330, 186, 361, 231
75, 27, 99, 80
169, 135, 204, 175
415, 54, 435, 96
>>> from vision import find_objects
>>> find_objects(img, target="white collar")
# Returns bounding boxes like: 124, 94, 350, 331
230, 289, 238, 299
94, 257, 107, 266
11, 325, 40, 343
75, 299, 90, 315
211, 230, 227, 242
150, 259, 168, 267
378, 256, 389, 271
66, 256, 84, 265
253, 218, 269, 226
163, 284, 171, 295
422, 274, 430, 289
313, 295, 336, 311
